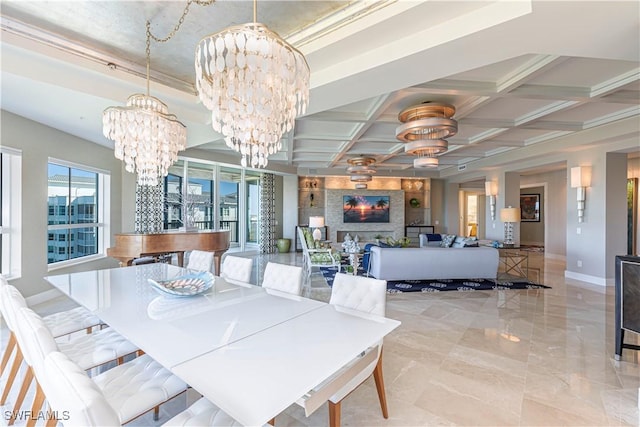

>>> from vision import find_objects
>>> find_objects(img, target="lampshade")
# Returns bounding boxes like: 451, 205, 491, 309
309, 216, 324, 228
500, 207, 521, 223
309, 216, 324, 241
571, 166, 592, 188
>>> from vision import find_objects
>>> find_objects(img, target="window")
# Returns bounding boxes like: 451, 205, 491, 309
47, 160, 109, 267
1, 148, 22, 278
162, 159, 260, 251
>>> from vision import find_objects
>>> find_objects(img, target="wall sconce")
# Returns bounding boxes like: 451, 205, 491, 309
570, 166, 591, 223
500, 207, 520, 248
309, 216, 325, 241
485, 181, 498, 220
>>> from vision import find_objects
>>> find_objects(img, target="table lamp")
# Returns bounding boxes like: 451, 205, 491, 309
500, 207, 520, 248
309, 216, 325, 241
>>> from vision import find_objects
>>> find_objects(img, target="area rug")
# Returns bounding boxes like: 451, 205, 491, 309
319, 267, 551, 293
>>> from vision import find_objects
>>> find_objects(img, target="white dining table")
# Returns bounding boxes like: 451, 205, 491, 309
45, 263, 401, 426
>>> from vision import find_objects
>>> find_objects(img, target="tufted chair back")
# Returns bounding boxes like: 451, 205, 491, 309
186, 250, 214, 273
329, 273, 387, 317
14, 307, 58, 371
40, 351, 121, 427
261, 262, 303, 296
0, 284, 27, 335
221, 255, 253, 285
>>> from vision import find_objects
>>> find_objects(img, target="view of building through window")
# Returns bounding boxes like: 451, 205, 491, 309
47, 162, 100, 264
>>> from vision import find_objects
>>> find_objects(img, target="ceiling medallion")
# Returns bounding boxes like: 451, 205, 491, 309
396, 102, 457, 170
195, 0, 310, 169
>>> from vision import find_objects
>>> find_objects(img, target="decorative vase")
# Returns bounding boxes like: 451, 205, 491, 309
276, 238, 291, 253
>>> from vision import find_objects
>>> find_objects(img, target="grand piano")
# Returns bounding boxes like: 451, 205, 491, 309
107, 231, 231, 274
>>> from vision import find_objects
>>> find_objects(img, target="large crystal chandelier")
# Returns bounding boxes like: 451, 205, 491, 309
396, 102, 457, 168
195, 0, 310, 168
103, 21, 187, 187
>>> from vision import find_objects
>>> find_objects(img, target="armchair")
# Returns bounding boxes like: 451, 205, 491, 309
297, 227, 341, 277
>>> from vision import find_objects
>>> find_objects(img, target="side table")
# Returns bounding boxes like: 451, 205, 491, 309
497, 249, 529, 280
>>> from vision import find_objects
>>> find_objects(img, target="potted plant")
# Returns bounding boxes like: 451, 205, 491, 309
374, 234, 383, 245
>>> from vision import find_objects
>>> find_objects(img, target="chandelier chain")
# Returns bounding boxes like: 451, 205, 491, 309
148, 0, 215, 44
143, 0, 215, 96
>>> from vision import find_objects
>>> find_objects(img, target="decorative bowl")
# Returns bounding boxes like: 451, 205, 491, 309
148, 271, 214, 297
409, 198, 420, 208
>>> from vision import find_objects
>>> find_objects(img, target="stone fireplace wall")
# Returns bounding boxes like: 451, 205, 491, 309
325, 189, 405, 243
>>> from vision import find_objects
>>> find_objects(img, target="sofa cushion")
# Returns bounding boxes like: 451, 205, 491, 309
419, 233, 442, 248
440, 234, 456, 248
452, 236, 479, 248
309, 251, 340, 264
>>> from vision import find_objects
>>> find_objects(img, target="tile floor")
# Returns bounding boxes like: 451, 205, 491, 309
1, 250, 639, 426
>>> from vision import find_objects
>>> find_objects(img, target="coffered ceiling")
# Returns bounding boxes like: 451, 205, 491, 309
1, 1, 639, 180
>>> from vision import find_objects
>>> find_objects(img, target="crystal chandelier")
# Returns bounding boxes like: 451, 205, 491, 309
396, 102, 458, 168
195, 0, 310, 168
103, 22, 187, 187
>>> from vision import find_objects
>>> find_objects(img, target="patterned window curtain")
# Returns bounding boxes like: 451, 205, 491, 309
260, 173, 276, 253
135, 181, 164, 233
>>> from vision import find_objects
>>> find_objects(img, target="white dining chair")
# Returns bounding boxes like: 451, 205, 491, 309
0, 280, 123, 407
6, 302, 138, 425
297, 272, 389, 427
220, 255, 253, 285
0, 275, 101, 338
261, 262, 303, 296
39, 351, 262, 427
186, 250, 214, 272
12, 304, 188, 427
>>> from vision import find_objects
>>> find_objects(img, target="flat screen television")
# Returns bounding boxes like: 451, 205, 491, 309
343, 195, 390, 223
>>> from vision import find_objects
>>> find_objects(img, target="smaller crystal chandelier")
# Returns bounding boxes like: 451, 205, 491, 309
195, 0, 310, 168
347, 156, 376, 183
396, 102, 457, 168
103, 22, 187, 187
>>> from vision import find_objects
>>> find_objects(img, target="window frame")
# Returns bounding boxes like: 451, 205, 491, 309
1, 147, 22, 279
46, 158, 110, 271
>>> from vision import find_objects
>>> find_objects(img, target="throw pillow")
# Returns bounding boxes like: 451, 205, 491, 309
302, 228, 315, 249
451, 236, 466, 248
440, 234, 456, 248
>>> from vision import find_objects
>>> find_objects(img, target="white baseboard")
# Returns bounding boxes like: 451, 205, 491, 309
564, 270, 614, 287
25, 288, 64, 306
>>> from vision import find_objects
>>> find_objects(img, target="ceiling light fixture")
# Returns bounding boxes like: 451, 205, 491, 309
195, 0, 310, 169
102, 22, 187, 187
347, 156, 376, 182
413, 156, 439, 168
355, 183, 368, 189
350, 174, 373, 182
102, 1, 213, 186
396, 102, 458, 169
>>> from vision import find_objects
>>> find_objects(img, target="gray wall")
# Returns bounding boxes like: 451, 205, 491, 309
520, 169, 568, 258
1, 110, 123, 298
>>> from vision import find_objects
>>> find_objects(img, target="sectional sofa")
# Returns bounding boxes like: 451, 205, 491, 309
367, 235, 499, 281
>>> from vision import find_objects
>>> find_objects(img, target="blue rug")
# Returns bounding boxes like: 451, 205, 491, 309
319, 267, 551, 293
